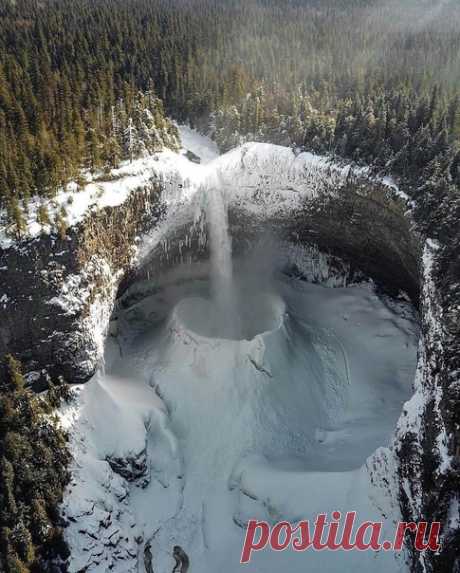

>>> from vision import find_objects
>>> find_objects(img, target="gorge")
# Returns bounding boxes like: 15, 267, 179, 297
44, 128, 428, 572
0, 126, 456, 573
1, 2, 459, 572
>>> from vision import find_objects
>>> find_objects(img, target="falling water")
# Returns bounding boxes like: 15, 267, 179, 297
205, 185, 240, 337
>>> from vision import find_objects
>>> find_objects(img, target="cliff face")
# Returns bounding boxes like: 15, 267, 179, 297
0, 181, 163, 388
0, 136, 457, 572
396, 240, 460, 573
1, 139, 421, 389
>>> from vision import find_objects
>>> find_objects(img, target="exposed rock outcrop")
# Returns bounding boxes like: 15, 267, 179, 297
107, 450, 150, 487
0, 180, 163, 388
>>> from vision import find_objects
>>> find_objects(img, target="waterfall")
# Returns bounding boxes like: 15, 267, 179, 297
205, 184, 239, 337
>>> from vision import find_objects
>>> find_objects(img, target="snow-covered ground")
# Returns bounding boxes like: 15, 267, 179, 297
61, 263, 418, 573
56, 127, 419, 572
178, 125, 220, 164
0, 124, 407, 250
0, 125, 216, 249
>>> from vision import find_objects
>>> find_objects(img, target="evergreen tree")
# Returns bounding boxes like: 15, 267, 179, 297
7, 199, 27, 240
37, 204, 50, 229
0, 357, 71, 573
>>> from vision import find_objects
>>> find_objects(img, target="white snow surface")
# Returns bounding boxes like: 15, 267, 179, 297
0, 125, 215, 248
178, 125, 220, 164
62, 267, 418, 573
57, 127, 419, 573
1, 124, 406, 251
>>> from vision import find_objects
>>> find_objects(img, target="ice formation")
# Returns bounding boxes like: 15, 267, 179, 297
60, 127, 419, 573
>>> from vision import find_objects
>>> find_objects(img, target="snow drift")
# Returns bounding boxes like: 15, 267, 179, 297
59, 128, 420, 572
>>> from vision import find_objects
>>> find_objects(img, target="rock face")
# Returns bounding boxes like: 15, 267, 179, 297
0, 138, 458, 572
0, 181, 164, 388
107, 450, 150, 486
395, 240, 460, 573
0, 140, 420, 387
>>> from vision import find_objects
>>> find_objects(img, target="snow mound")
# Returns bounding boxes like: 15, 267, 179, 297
63, 271, 418, 573
173, 292, 284, 340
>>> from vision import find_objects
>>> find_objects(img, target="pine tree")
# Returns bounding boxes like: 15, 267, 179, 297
6, 356, 24, 392
0, 458, 18, 518
6, 551, 30, 573
7, 199, 27, 240
37, 204, 50, 229
55, 208, 68, 240
124, 117, 138, 162
29, 499, 50, 544
12, 521, 35, 565
87, 127, 103, 174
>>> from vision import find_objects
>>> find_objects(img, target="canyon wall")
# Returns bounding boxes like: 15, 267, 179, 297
0, 143, 458, 572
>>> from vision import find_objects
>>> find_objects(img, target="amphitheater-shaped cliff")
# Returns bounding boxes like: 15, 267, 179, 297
0, 127, 458, 573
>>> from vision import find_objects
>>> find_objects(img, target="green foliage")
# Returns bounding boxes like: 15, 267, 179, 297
0, 0, 179, 226
54, 208, 68, 242
0, 1, 457, 209
0, 357, 71, 573
37, 204, 51, 229
0, 0, 457, 233
0, 1, 457, 569
6, 198, 27, 240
